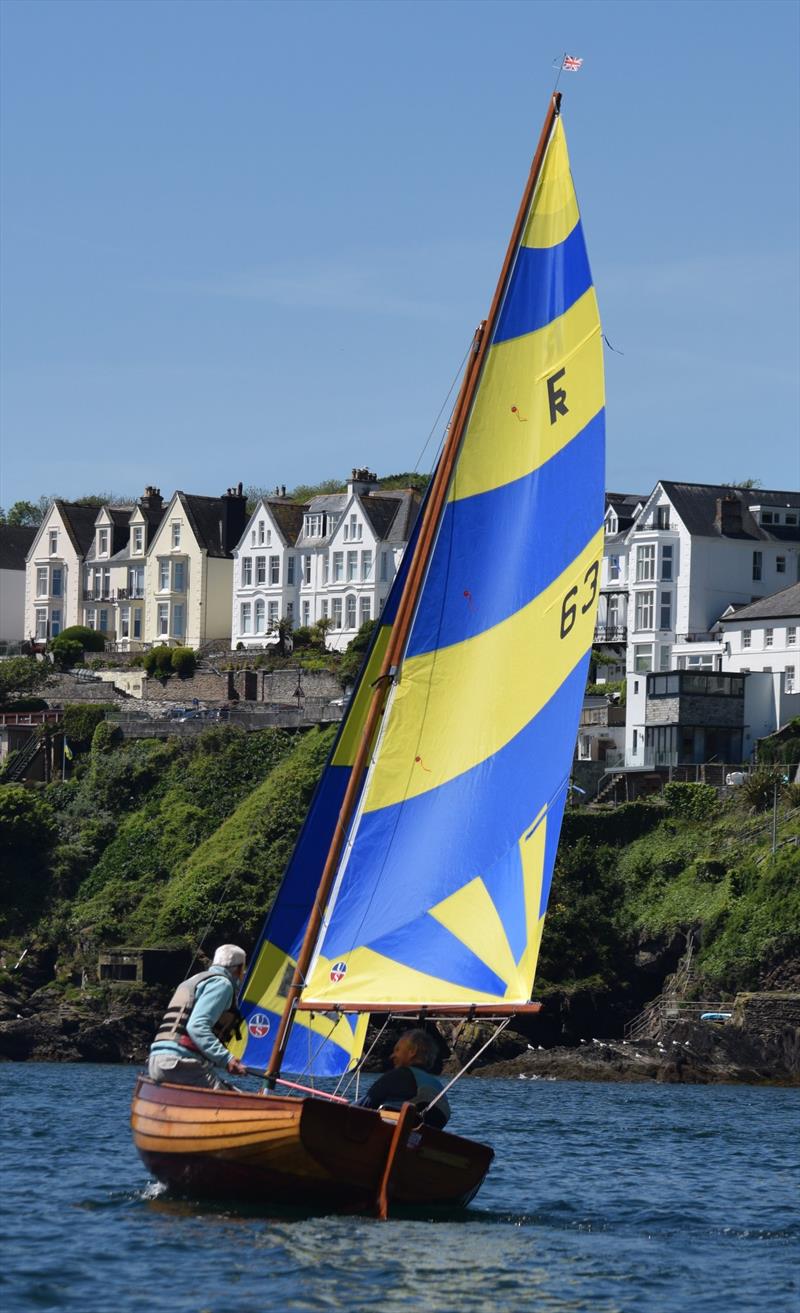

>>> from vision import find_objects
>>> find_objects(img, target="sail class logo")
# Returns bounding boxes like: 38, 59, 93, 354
247, 1012, 271, 1038
330, 961, 347, 983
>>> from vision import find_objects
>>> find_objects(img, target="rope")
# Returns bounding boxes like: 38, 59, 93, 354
412, 337, 473, 475
424, 1017, 512, 1114
334, 1013, 393, 1100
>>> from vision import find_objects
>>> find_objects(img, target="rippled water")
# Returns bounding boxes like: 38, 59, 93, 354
1, 1064, 797, 1312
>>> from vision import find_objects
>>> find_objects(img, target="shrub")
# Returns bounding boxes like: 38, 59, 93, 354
62, 704, 109, 751
663, 781, 719, 822
0, 785, 57, 929
171, 647, 197, 678
91, 720, 120, 755
2, 697, 48, 712
738, 767, 786, 813
291, 627, 314, 650
0, 656, 52, 706
144, 647, 174, 677
56, 625, 105, 652
51, 638, 84, 670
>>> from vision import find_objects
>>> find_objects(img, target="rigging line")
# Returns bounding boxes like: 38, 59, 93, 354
295, 1014, 344, 1081
183, 866, 242, 981
334, 1012, 393, 1100
412, 337, 473, 476
424, 1017, 512, 1113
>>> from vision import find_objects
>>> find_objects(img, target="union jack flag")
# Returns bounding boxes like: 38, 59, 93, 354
562, 55, 583, 72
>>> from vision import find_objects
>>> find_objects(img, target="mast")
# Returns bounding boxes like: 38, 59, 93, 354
265, 92, 563, 1084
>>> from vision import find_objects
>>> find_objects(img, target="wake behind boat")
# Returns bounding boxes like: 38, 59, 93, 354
131, 89, 605, 1216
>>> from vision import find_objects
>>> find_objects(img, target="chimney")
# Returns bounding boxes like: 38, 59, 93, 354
715, 495, 744, 536
221, 482, 248, 554
140, 485, 163, 512
348, 467, 378, 497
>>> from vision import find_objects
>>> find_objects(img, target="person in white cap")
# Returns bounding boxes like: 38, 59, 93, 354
148, 944, 248, 1089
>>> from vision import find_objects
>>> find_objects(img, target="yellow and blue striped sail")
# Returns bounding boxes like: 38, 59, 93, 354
303, 116, 604, 1010
235, 520, 421, 1075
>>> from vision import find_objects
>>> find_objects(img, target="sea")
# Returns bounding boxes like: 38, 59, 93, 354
1, 1065, 797, 1313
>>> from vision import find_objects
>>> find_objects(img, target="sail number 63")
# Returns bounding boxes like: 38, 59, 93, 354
560, 561, 599, 639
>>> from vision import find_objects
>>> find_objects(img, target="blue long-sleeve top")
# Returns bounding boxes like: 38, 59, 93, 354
150, 966, 236, 1068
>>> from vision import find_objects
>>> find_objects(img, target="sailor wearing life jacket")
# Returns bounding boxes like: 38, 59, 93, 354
148, 944, 248, 1088
358, 1029, 451, 1129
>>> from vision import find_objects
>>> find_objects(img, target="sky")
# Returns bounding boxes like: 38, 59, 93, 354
1, 0, 798, 509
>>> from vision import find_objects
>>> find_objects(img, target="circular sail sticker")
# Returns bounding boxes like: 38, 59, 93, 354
247, 1012, 271, 1038
330, 961, 347, 983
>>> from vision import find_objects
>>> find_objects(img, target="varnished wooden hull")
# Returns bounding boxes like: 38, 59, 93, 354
131, 1077, 493, 1211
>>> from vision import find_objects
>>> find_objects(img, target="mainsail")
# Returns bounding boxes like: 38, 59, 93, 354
237, 519, 421, 1075
301, 113, 604, 1011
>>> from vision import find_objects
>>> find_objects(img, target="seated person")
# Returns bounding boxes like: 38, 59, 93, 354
358, 1028, 451, 1129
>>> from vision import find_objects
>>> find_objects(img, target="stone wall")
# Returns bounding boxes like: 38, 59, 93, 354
733, 992, 800, 1042
646, 694, 745, 728
142, 671, 235, 702
258, 668, 342, 704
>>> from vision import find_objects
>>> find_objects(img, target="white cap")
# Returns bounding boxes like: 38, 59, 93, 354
213, 944, 247, 969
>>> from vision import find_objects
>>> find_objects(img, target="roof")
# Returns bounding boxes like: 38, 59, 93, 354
266, 499, 306, 545
606, 491, 646, 533
719, 582, 800, 624
660, 482, 800, 542
373, 489, 421, 545
0, 526, 37, 570
175, 491, 246, 558
53, 501, 102, 557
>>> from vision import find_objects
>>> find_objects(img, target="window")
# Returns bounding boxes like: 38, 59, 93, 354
50, 609, 61, 638
133, 526, 143, 554
133, 609, 142, 639
380, 551, 389, 582
251, 529, 256, 547
287, 555, 295, 586
635, 590, 654, 631
346, 594, 357, 629
321, 599, 329, 619
35, 608, 48, 640
787, 666, 796, 693
99, 567, 110, 598
131, 566, 144, 597
760, 510, 774, 524
302, 600, 310, 626
333, 552, 344, 582
120, 607, 130, 639
788, 627, 797, 645
98, 529, 109, 555
158, 603, 169, 636
172, 604, 185, 638
361, 550, 373, 581
286, 601, 294, 621
350, 514, 361, 540
360, 596, 371, 625
776, 556, 786, 574
173, 562, 185, 592
632, 729, 638, 754
270, 555, 280, 585
268, 600, 279, 628
242, 557, 253, 586
36, 567, 48, 597
255, 556, 266, 584
656, 505, 670, 529
99, 608, 109, 634
159, 560, 170, 591
742, 629, 751, 649
661, 545, 673, 581
304, 513, 323, 537
86, 608, 96, 631
332, 597, 343, 629
240, 603, 252, 634
258, 521, 265, 545
659, 591, 671, 630
752, 551, 762, 581
255, 599, 265, 631
51, 567, 62, 597
171, 522, 181, 548
323, 554, 330, 585
49, 529, 58, 554
303, 555, 312, 585
765, 628, 773, 647
609, 554, 620, 581
636, 544, 655, 581
346, 550, 358, 582
659, 644, 671, 671
785, 513, 798, 526
634, 644, 652, 672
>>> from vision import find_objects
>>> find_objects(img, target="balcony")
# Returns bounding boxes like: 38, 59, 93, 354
675, 632, 722, 644
594, 625, 627, 643
83, 587, 144, 602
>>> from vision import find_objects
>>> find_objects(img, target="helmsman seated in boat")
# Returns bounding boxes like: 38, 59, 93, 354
358, 1029, 451, 1129
148, 944, 248, 1089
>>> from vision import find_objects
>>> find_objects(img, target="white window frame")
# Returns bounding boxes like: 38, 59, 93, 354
48, 529, 58, 555
742, 629, 751, 649
171, 521, 181, 549
270, 555, 280, 585
255, 556, 266, 585
159, 560, 170, 591
133, 525, 144, 554
635, 590, 654, 631
242, 557, 253, 587
765, 628, 773, 647
287, 556, 295, 586
173, 561, 185, 593
240, 602, 252, 634
157, 603, 169, 636
346, 550, 358, 582
333, 552, 344, 582
255, 599, 265, 631
36, 566, 48, 597
172, 603, 185, 638
332, 598, 343, 629
636, 544, 655, 582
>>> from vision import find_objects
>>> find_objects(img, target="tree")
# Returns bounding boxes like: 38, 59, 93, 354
274, 615, 294, 656
0, 657, 52, 706
312, 616, 334, 649
1, 499, 46, 526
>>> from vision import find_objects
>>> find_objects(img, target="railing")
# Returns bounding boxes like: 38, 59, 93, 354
676, 632, 722, 643
624, 997, 731, 1042
83, 588, 143, 602
1, 731, 45, 782
594, 625, 628, 643
0, 710, 62, 727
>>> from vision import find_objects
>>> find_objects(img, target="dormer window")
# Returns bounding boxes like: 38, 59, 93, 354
49, 530, 58, 555
171, 522, 181, 549
98, 529, 109, 556
304, 513, 323, 537
133, 526, 144, 554
606, 511, 618, 533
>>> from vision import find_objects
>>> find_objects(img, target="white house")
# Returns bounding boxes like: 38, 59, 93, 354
0, 527, 36, 646
230, 470, 420, 651
24, 501, 99, 645
718, 581, 799, 693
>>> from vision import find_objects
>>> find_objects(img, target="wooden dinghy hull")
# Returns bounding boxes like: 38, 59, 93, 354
131, 1077, 493, 1211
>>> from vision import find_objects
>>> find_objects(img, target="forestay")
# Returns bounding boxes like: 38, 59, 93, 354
302, 116, 605, 1011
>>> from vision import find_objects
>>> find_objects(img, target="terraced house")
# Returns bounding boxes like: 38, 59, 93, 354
24, 500, 99, 644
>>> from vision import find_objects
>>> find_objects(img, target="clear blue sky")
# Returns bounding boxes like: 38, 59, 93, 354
1, 0, 798, 508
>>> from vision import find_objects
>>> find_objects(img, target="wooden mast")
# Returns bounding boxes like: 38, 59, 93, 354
265, 92, 562, 1084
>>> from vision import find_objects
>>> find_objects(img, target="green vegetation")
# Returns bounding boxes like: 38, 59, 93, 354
54, 625, 106, 652
0, 657, 52, 706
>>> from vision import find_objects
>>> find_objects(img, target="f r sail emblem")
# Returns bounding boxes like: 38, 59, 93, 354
547, 367, 569, 424
330, 961, 347, 983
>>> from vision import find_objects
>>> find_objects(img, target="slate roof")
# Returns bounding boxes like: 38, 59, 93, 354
661, 482, 800, 542
719, 582, 800, 624
52, 502, 102, 557
267, 499, 306, 546
369, 489, 421, 545
0, 526, 37, 570
175, 492, 246, 558
606, 491, 646, 531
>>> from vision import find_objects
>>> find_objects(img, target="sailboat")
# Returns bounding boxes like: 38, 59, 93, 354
131, 90, 605, 1215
